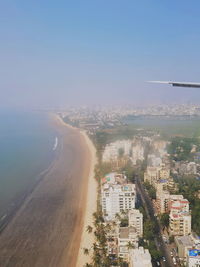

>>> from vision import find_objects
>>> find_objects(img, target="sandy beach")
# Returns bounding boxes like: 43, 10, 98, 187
76, 130, 97, 267
0, 114, 97, 267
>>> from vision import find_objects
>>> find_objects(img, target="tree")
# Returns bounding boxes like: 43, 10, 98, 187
115, 213, 121, 221
120, 217, 128, 227
160, 213, 169, 228
169, 236, 174, 244
126, 241, 135, 250
86, 225, 93, 233
83, 248, 90, 255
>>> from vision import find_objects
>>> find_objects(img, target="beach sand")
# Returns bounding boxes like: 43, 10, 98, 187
0, 114, 97, 267
76, 130, 97, 267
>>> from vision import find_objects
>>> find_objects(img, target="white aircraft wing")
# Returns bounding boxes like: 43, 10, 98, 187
149, 81, 200, 88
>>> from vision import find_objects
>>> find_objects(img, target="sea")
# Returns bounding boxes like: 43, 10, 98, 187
0, 110, 57, 224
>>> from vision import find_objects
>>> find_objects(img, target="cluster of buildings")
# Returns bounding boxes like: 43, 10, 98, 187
145, 163, 192, 238
101, 172, 152, 266
100, 135, 200, 266
172, 161, 199, 176
144, 142, 200, 267
102, 138, 147, 165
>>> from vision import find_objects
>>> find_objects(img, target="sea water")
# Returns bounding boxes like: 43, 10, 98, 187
0, 110, 57, 220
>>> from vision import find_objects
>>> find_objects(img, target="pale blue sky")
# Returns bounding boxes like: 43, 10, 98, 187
1, 1, 200, 108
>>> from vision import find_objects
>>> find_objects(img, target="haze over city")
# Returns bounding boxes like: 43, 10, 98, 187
1, 1, 200, 108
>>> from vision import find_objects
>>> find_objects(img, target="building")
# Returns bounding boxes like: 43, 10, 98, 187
102, 140, 132, 162
144, 165, 170, 186
169, 212, 191, 236
144, 166, 159, 185
128, 209, 143, 237
169, 197, 191, 236
118, 227, 138, 261
147, 154, 162, 167
131, 143, 144, 165
156, 189, 170, 214
101, 172, 126, 185
159, 166, 170, 180
169, 196, 190, 213
101, 183, 136, 220
175, 235, 195, 259
129, 247, 152, 267
186, 249, 200, 267
167, 177, 178, 193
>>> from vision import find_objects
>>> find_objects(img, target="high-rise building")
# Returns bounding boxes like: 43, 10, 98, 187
128, 209, 143, 237
169, 197, 191, 236
118, 227, 138, 261
101, 184, 136, 220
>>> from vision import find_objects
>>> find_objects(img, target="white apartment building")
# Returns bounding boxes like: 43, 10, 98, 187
101, 184, 136, 221
129, 247, 152, 267
102, 140, 132, 162
128, 209, 143, 237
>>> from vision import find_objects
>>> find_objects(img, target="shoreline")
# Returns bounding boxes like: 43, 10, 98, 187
0, 113, 97, 267
0, 115, 60, 234
58, 115, 98, 266
76, 130, 98, 267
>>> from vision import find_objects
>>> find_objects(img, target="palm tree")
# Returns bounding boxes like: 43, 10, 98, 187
83, 248, 89, 255
115, 213, 121, 220
105, 223, 112, 232
84, 263, 92, 267
112, 220, 117, 227
121, 209, 128, 216
126, 241, 135, 250
86, 225, 93, 233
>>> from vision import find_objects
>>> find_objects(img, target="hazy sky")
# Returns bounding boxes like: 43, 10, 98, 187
1, 1, 200, 108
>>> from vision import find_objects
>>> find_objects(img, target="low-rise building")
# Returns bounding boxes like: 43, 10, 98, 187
129, 247, 152, 267
186, 249, 200, 267
175, 235, 194, 259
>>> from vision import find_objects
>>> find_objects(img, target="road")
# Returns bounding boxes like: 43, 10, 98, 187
135, 175, 174, 267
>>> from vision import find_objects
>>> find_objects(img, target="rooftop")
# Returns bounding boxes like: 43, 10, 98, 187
119, 227, 137, 239
175, 235, 194, 247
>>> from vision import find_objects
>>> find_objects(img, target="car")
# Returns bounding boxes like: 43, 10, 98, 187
162, 256, 166, 262
170, 252, 173, 257
173, 257, 177, 265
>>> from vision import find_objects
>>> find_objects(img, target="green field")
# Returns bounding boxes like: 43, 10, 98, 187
122, 117, 200, 139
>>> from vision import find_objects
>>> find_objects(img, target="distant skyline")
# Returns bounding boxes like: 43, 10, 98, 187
1, 1, 200, 108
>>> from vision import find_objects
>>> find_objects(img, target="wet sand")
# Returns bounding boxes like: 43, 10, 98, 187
0, 115, 95, 267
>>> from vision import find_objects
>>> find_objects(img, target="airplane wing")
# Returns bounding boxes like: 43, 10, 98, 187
148, 81, 200, 88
